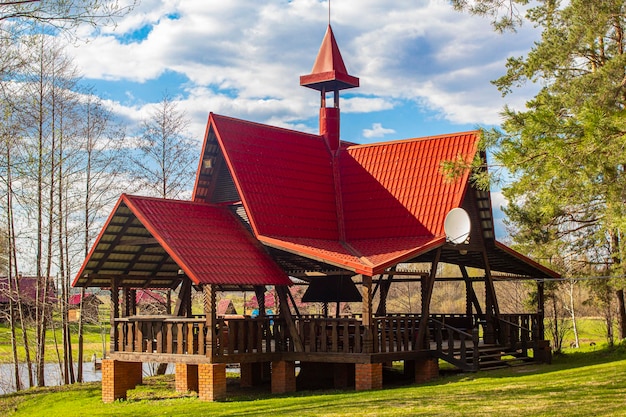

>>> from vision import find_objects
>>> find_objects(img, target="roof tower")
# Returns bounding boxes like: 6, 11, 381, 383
300, 25, 359, 151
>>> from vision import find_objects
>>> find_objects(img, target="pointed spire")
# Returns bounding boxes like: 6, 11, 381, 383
300, 25, 359, 92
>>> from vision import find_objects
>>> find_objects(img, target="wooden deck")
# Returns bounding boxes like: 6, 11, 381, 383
110, 313, 542, 370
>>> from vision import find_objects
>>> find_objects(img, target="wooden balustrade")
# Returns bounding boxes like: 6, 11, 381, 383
296, 317, 363, 353
497, 313, 538, 355
111, 313, 541, 363
113, 316, 293, 359
430, 317, 479, 371
372, 315, 420, 353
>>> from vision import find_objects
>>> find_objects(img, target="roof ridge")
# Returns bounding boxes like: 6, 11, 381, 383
346, 130, 482, 150
210, 112, 323, 140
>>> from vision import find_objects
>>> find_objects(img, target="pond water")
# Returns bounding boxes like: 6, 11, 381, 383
0, 362, 174, 395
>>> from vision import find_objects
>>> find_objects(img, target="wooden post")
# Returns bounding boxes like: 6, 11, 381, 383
276, 286, 303, 352
416, 248, 441, 350
537, 280, 545, 340
375, 273, 393, 317
460, 265, 483, 319
110, 278, 118, 354
174, 278, 192, 317
204, 284, 216, 359
254, 286, 265, 317
361, 275, 373, 353
482, 251, 500, 343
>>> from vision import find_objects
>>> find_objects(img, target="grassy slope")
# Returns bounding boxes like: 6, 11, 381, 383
1, 346, 625, 417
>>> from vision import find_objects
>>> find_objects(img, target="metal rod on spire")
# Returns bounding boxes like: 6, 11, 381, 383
328, 0, 331, 25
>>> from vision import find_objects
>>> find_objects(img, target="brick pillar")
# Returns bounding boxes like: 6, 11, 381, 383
175, 363, 199, 393
198, 363, 226, 401
414, 357, 439, 383
101, 359, 142, 403
355, 363, 382, 391
271, 361, 296, 394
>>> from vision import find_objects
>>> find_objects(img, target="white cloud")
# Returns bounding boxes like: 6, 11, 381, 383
362, 123, 396, 139
64, 0, 541, 143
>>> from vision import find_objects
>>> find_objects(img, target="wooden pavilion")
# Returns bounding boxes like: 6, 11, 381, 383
73, 25, 559, 402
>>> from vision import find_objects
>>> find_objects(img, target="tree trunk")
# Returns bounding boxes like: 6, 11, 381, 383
568, 280, 579, 348
617, 289, 626, 340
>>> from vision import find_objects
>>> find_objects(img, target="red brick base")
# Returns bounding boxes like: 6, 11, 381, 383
355, 363, 382, 391
198, 363, 226, 401
414, 358, 439, 383
175, 363, 199, 393
271, 361, 296, 394
101, 359, 143, 403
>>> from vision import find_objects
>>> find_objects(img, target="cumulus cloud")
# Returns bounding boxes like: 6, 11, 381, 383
64, 0, 541, 143
363, 123, 396, 139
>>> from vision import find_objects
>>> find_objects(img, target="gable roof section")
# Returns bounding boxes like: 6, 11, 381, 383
203, 112, 483, 276
73, 194, 291, 289
207, 113, 341, 240
341, 133, 478, 240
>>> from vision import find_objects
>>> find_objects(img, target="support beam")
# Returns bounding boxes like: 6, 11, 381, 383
375, 271, 394, 317
110, 278, 119, 354
460, 265, 483, 317
417, 248, 441, 350
481, 251, 501, 318
537, 280, 545, 340
276, 286, 304, 352
361, 275, 374, 353
254, 286, 265, 317
203, 285, 216, 358
174, 278, 193, 317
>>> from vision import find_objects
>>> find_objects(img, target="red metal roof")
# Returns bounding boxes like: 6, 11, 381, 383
300, 25, 359, 92
341, 133, 477, 240
210, 113, 341, 241
206, 113, 480, 276
73, 194, 292, 288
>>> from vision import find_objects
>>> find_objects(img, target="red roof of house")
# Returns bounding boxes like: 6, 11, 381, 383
0, 276, 56, 304
135, 289, 166, 304
200, 114, 478, 276
73, 195, 292, 288
68, 293, 103, 306
75, 22, 559, 287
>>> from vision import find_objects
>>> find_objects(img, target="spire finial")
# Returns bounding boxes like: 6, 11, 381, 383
328, 0, 331, 25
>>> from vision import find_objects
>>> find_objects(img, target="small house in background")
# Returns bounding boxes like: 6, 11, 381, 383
0, 275, 55, 321
68, 292, 103, 323
135, 289, 167, 315
217, 299, 237, 316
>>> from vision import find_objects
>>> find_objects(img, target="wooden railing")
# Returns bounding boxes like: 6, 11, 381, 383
215, 316, 293, 356
430, 317, 479, 371
496, 313, 540, 356
112, 313, 540, 363
296, 317, 364, 353
115, 316, 208, 355
373, 314, 420, 353
113, 316, 294, 358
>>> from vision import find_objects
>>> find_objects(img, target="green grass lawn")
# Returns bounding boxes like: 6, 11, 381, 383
1, 344, 625, 417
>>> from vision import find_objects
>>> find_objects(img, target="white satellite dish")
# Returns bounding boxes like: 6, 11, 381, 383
444, 208, 471, 245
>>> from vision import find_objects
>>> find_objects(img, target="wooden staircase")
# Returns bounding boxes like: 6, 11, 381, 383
469, 344, 533, 370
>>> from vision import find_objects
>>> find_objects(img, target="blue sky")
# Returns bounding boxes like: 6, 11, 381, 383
65, 0, 541, 240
